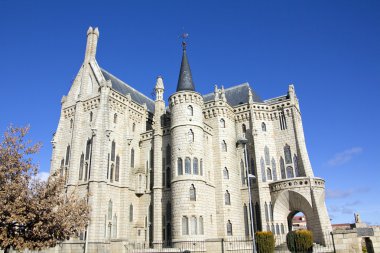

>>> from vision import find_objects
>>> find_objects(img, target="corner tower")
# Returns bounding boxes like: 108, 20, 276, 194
169, 42, 217, 242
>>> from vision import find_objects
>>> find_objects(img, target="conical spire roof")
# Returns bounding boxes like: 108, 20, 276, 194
176, 43, 195, 92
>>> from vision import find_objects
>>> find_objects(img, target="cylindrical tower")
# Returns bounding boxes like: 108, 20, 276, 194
169, 43, 212, 242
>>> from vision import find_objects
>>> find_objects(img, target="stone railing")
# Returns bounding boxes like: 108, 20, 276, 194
269, 177, 325, 193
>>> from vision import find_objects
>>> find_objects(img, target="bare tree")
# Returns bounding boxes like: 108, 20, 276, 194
0, 126, 89, 253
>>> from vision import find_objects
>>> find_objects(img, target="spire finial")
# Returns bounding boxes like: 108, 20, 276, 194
176, 32, 195, 92
180, 33, 189, 50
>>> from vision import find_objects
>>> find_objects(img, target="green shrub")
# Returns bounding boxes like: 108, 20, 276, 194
255, 231, 275, 253
286, 230, 313, 253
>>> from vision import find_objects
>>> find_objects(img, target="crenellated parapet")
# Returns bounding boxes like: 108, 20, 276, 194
169, 91, 203, 108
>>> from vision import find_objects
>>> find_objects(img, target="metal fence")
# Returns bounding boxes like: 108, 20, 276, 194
125, 240, 206, 253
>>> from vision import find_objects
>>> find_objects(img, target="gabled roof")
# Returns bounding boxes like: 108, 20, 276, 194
101, 69, 155, 112
203, 83, 263, 106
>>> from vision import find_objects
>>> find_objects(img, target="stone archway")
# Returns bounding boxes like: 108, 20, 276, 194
287, 211, 307, 232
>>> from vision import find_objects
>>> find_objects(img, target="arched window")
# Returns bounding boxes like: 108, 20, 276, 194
261, 157, 266, 182
115, 156, 120, 182
187, 105, 193, 116
108, 200, 112, 220
269, 202, 273, 221
130, 148, 135, 168
113, 113, 117, 124
242, 124, 247, 137
70, 118, 73, 129
266, 168, 272, 180
220, 118, 226, 128
188, 129, 194, 143
166, 144, 171, 165
111, 141, 116, 162
166, 167, 171, 188
85, 139, 92, 160
294, 154, 300, 177
185, 157, 191, 174
223, 167, 229, 179
241, 160, 246, 185
276, 224, 280, 235
221, 140, 227, 152
264, 202, 269, 222
284, 144, 292, 164
200, 159, 203, 176
286, 166, 294, 178
110, 164, 114, 182
280, 157, 286, 179
225, 190, 231, 205
271, 158, 277, 181
227, 220, 233, 236
193, 158, 199, 175
129, 204, 133, 222
271, 224, 275, 234
182, 216, 189, 235
79, 154, 84, 180
264, 146, 270, 165
84, 162, 88, 181
281, 223, 285, 234
178, 158, 183, 175
243, 204, 249, 236
190, 184, 196, 201
261, 122, 266, 132
199, 216, 204, 235
90, 111, 93, 122
65, 145, 70, 165
190, 216, 197, 235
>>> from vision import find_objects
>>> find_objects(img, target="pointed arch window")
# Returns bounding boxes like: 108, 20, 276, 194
225, 190, 231, 205
270, 202, 274, 221
129, 204, 133, 222
294, 154, 300, 177
84, 162, 88, 181
130, 148, 135, 168
280, 157, 286, 179
276, 224, 280, 235
79, 154, 84, 180
185, 157, 191, 174
182, 216, 189, 235
177, 158, 183, 175
115, 155, 120, 182
266, 168, 272, 180
108, 200, 112, 220
261, 157, 266, 182
110, 164, 114, 182
242, 124, 247, 137
200, 159, 203, 175
271, 158, 277, 181
70, 118, 73, 129
187, 105, 193, 116
111, 141, 116, 162
286, 166, 294, 178
281, 223, 285, 234
220, 118, 226, 128
264, 146, 270, 165
90, 111, 93, 122
187, 129, 194, 143
85, 139, 92, 160
261, 122, 266, 132
166, 144, 171, 165
190, 184, 196, 201
284, 144, 292, 164
264, 202, 269, 222
223, 167, 229, 179
243, 204, 249, 236
271, 224, 275, 234
227, 220, 233, 236
221, 140, 227, 152
190, 216, 197, 235
114, 113, 118, 124
65, 145, 70, 165
193, 158, 199, 175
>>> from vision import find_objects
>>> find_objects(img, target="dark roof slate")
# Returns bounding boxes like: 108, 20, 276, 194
101, 69, 155, 112
176, 49, 195, 92
203, 83, 262, 106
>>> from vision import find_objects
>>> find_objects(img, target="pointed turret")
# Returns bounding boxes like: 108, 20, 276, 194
176, 42, 195, 92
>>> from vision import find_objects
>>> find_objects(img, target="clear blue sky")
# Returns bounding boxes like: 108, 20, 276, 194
1, 0, 379, 225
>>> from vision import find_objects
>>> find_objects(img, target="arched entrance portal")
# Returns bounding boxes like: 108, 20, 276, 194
287, 211, 307, 232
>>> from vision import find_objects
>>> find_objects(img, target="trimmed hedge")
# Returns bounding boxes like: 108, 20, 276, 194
286, 230, 313, 253
255, 231, 275, 253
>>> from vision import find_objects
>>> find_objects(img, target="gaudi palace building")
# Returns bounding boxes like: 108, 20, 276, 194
49, 27, 332, 252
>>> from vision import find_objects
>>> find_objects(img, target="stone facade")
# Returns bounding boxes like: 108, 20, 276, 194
49, 27, 333, 252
